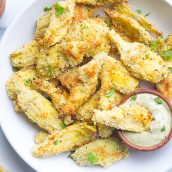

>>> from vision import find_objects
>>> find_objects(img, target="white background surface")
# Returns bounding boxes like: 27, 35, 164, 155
0, 0, 172, 172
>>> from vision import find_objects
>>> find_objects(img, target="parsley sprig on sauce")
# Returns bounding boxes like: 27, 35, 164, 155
154, 97, 163, 105
161, 126, 166, 132
131, 95, 137, 101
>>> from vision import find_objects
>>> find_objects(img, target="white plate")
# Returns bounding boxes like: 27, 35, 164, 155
0, 0, 172, 171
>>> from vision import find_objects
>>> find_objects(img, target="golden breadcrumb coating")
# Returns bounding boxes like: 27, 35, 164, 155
10, 40, 39, 68
34, 131, 48, 144
17, 88, 63, 133
105, 9, 152, 43
71, 137, 128, 167
109, 29, 167, 83
33, 123, 96, 158
113, 2, 162, 36
35, 12, 51, 38
6, 67, 36, 99
43, 1, 75, 46
93, 103, 153, 132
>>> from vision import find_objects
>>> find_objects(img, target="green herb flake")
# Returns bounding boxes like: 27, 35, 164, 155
168, 67, 172, 73
24, 79, 32, 86
131, 95, 137, 101
161, 126, 166, 132
12, 67, 20, 72
105, 88, 115, 98
60, 122, 67, 129
150, 41, 159, 52
53, 141, 59, 145
54, 4, 64, 17
87, 153, 98, 164
48, 66, 55, 77
154, 97, 163, 105
160, 50, 172, 61
136, 9, 142, 14
44, 7, 52, 11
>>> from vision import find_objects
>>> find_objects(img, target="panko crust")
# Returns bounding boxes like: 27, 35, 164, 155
105, 9, 152, 43
17, 88, 63, 133
10, 40, 39, 68
6, 67, 36, 99
71, 137, 129, 167
93, 103, 153, 132
33, 123, 96, 158
43, 1, 75, 46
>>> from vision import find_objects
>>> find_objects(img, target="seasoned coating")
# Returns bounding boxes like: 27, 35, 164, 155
114, 2, 162, 36
58, 67, 79, 89
105, 9, 151, 44
35, 53, 104, 115
97, 124, 113, 138
93, 103, 153, 132
101, 55, 139, 94
61, 53, 105, 115
74, 0, 127, 6
71, 137, 128, 167
34, 131, 48, 144
6, 67, 36, 99
76, 91, 100, 121
156, 35, 172, 100
12, 100, 23, 112
157, 73, 172, 100
35, 12, 51, 38
36, 45, 76, 79
33, 79, 68, 114
33, 123, 96, 158
74, 4, 98, 21
62, 18, 110, 63
10, 40, 39, 68
43, 1, 75, 46
17, 88, 63, 133
109, 29, 167, 83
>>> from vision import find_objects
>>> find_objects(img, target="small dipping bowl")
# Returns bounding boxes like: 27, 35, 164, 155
0, 0, 6, 17
118, 89, 172, 151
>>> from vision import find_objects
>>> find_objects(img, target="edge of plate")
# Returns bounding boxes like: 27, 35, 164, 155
0, 0, 172, 172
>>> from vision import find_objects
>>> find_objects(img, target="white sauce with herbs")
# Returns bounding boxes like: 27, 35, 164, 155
122, 93, 172, 147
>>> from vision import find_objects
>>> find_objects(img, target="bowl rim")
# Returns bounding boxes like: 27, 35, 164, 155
118, 88, 172, 152
0, 0, 6, 17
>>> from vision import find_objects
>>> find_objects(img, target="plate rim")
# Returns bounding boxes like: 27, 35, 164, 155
0, 0, 172, 171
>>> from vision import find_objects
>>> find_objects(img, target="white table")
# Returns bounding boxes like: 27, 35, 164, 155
0, 0, 172, 172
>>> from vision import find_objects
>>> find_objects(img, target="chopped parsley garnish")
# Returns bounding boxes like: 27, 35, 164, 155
154, 97, 163, 105
48, 66, 55, 77
168, 67, 172, 73
131, 95, 137, 101
160, 50, 172, 61
87, 153, 98, 164
60, 122, 67, 129
105, 88, 115, 98
136, 9, 142, 14
145, 13, 150, 17
54, 4, 64, 17
24, 79, 32, 86
82, 24, 89, 29
44, 7, 52, 11
161, 126, 166, 132
53, 141, 59, 145
12, 67, 20, 72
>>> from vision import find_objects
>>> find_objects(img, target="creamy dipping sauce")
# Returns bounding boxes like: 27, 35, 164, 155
122, 93, 172, 147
